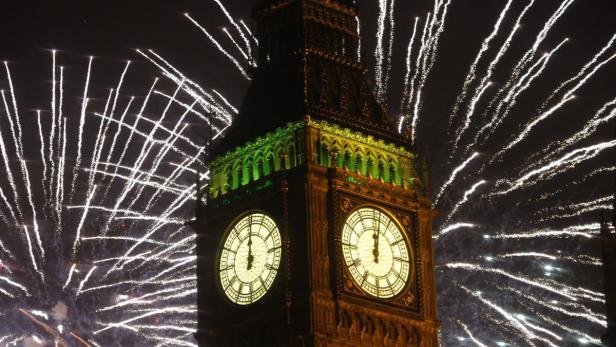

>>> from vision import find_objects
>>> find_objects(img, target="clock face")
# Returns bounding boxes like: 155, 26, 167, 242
218, 212, 282, 305
341, 207, 411, 299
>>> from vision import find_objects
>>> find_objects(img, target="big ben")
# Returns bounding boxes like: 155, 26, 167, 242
194, 0, 440, 345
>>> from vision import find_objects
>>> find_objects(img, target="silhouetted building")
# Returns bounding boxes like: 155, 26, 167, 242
194, 1, 439, 346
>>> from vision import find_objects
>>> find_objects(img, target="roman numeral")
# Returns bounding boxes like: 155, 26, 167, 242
342, 242, 358, 250
391, 239, 404, 246
268, 246, 281, 253
394, 256, 409, 263
351, 258, 362, 267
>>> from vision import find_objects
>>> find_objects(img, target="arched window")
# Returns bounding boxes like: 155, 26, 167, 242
232, 163, 242, 190
242, 161, 253, 185
255, 159, 264, 180
355, 154, 363, 174
321, 143, 331, 167
389, 163, 397, 185
266, 155, 276, 175
343, 151, 352, 170
366, 157, 375, 177
378, 161, 386, 181
224, 168, 232, 193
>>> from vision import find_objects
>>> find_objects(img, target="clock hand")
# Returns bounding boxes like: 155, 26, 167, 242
372, 228, 380, 264
247, 232, 254, 271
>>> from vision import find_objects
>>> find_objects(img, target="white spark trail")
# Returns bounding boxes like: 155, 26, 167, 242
105, 79, 159, 197
101, 61, 131, 171
406, 13, 431, 141
138, 49, 234, 125
0, 275, 29, 296
87, 89, 114, 194
22, 225, 44, 283
457, 284, 536, 342
473, 38, 568, 148
212, 89, 238, 114
63, 264, 77, 290
104, 96, 135, 170
212, 0, 253, 57
0, 98, 21, 221
49, 51, 57, 199
400, 16, 420, 134
434, 223, 476, 240
185, 13, 250, 80
433, 152, 480, 204
447, 0, 514, 128
458, 321, 488, 347
36, 111, 48, 199
495, 140, 616, 195
94, 307, 196, 335
73, 186, 97, 257
76, 266, 97, 296
56, 119, 67, 227
490, 224, 599, 240
494, 95, 576, 161
222, 27, 249, 62
447, 180, 487, 221
20, 156, 44, 261
454, 0, 536, 153
374, 0, 388, 99
71, 56, 94, 202
544, 33, 616, 106
102, 82, 185, 235
383, 0, 396, 98
449, 263, 579, 301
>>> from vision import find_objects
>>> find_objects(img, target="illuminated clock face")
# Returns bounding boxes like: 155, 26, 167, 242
218, 213, 282, 305
341, 207, 411, 298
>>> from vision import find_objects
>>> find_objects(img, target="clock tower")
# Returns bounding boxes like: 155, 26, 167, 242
195, 0, 440, 345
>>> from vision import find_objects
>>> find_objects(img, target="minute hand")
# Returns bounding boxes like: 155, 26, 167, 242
372, 228, 380, 263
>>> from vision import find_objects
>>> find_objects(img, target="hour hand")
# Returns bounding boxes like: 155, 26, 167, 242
247, 237, 254, 270
372, 232, 379, 263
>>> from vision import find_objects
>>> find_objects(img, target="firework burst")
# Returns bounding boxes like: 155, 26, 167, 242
0, 47, 232, 345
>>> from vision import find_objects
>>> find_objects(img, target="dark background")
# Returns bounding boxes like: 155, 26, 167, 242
1, 0, 615, 345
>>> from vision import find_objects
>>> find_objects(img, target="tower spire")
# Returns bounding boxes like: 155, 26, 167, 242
217, 0, 401, 155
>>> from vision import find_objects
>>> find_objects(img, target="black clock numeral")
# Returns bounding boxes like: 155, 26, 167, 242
394, 256, 409, 263
342, 242, 358, 250
361, 271, 369, 286
223, 247, 236, 253
391, 238, 405, 246
267, 246, 281, 254
265, 263, 276, 270
351, 258, 362, 267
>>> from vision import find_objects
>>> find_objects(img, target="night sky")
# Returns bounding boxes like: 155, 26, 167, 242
1, 0, 616, 345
